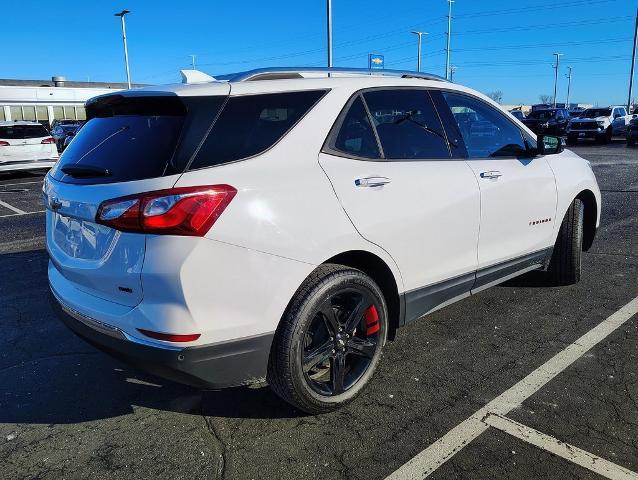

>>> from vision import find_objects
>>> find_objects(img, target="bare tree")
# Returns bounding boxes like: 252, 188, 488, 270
539, 94, 553, 104
487, 91, 503, 104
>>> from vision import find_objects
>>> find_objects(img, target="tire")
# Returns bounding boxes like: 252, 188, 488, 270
267, 264, 388, 414
545, 199, 584, 286
628, 137, 636, 146
567, 135, 577, 146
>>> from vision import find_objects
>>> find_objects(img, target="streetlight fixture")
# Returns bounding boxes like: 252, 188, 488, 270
327, 0, 333, 68
552, 52, 563, 108
411, 31, 429, 72
114, 9, 132, 89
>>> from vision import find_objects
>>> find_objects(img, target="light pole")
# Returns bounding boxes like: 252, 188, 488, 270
445, 0, 454, 80
114, 10, 132, 89
411, 31, 428, 72
189, 55, 196, 70
565, 66, 573, 109
552, 52, 563, 107
327, 0, 333, 68
628, 8, 637, 112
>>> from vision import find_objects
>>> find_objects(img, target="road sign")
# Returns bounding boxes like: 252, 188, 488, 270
368, 54, 385, 70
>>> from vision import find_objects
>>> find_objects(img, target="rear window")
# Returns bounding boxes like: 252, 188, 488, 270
51, 95, 189, 184
187, 90, 327, 170
0, 124, 49, 139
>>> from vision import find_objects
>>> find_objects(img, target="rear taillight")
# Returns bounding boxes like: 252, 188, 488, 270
96, 184, 237, 236
0, 141, 9, 146
41, 137, 56, 144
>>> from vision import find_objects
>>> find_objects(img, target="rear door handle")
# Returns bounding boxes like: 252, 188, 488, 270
355, 176, 391, 187
479, 171, 503, 179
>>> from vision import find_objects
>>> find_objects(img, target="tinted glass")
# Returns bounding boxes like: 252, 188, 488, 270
189, 90, 326, 170
23, 125, 49, 138
0, 125, 49, 139
582, 108, 612, 118
443, 92, 527, 158
51, 96, 187, 184
331, 96, 380, 159
363, 89, 449, 160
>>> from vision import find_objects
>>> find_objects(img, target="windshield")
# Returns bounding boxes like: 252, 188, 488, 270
527, 110, 556, 119
581, 108, 612, 118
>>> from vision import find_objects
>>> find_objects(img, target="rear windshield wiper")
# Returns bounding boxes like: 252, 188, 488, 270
61, 165, 111, 178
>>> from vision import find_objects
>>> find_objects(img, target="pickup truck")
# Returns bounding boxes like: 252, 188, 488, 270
566, 106, 633, 145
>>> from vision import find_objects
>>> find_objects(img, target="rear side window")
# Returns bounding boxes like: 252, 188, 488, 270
51, 95, 188, 184
330, 96, 381, 159
363, 89, 450, 160
0, 125, 49, 139
188, 90, 327, 170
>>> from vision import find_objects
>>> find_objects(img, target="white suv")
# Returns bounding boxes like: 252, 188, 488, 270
0, 121, 58, 172
46, 68, 601, 414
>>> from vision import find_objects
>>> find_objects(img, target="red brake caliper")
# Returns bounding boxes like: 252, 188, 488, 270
365, 305, 380, 336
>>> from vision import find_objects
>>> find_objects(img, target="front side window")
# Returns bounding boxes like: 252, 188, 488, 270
189, 90, 327, 170
330, 96, 380, 159
443, 92, 527, 158
363, 89, 450, 160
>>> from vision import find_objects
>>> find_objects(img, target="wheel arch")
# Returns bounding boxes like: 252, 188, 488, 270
576, 189, 598, 251
324, 250, 403, 341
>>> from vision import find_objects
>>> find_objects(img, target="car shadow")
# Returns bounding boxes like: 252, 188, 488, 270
0, 249, 302, 425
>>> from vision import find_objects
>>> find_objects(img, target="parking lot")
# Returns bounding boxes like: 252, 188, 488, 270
0, 140, 637, 479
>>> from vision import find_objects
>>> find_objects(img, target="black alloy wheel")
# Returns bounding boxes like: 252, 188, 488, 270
301, 288, 381, 396
268, 264, 387, 414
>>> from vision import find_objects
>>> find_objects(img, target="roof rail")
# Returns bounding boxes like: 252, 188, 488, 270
219, 67, 448, 83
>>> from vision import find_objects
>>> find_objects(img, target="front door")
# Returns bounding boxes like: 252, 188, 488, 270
437, 91, 557, 284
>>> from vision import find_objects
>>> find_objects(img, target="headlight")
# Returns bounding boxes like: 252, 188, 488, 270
596, 121, 605, 127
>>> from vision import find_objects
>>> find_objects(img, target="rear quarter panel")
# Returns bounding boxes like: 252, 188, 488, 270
173, 87, 405, 293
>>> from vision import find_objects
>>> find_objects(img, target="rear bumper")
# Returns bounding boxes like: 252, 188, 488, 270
49, 290, 274, 389
0, 159, 57, 171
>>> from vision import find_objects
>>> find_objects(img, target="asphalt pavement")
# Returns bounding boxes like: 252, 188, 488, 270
0, 140, 637, 479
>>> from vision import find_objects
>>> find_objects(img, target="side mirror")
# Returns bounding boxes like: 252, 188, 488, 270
538, 134, 564, 155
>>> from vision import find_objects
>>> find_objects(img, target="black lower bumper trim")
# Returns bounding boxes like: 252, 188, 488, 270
49, 292, 274, 389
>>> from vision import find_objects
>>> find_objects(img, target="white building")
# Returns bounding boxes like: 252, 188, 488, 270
0, 76, 138, 128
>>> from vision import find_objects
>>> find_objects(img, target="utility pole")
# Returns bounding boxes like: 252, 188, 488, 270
628, 8, 637, 113
565, 66, 573, 109
114, 10, 132, 89
189, 55, 196, 70
327, 0, 333, 68
552, 52, 563, 107
411, 31, 428, 72
450, 66, 457, 82
445, 0, 454, 80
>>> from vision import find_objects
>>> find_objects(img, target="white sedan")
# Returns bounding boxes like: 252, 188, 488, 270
0, 121, 59, 172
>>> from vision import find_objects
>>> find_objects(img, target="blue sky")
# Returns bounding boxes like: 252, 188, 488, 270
4, 0, 637, 105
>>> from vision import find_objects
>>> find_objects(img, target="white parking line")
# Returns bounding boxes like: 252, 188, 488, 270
0, 180, 43, 188
386, 295, 638, 480
0, 199, 27, 215
0, 210, 45, 219
484, 413, 638, 480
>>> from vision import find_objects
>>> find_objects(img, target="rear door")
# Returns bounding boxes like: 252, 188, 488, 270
438, 91, 557, 284
319, 89, 480, 319
45, 89, 229, 307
